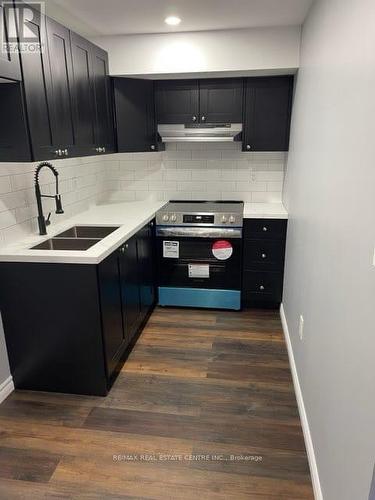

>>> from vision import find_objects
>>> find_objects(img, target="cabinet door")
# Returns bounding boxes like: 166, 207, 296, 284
114, 77, 159, 153
90, 43, 115, 153
45, 17, 76, 157
70, 31, 96, 156
119, 236, 141, 342
137, 221, 156, 319
243, 76, 293, 152
0, 81, 31, 161
0, 1, 21, 80
155, 79, 199, 124
19, 6, 58, 160
199, 78, 243, 123
98, 250, 127, 379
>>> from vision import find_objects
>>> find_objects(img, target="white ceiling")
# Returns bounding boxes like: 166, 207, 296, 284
44, 0, 314, 37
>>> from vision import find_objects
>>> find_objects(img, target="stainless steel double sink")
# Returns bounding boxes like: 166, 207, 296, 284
30, 226, 120, 251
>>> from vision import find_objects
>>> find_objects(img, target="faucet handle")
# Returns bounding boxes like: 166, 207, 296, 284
46, 212, 51, 226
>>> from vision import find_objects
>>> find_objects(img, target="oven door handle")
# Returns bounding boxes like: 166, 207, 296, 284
156, 226, 242, 238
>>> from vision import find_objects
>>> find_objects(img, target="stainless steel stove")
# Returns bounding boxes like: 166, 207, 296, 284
155, 201, 244, 310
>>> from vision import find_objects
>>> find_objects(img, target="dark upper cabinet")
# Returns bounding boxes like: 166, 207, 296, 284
0, 81, 31, 161
155, 79, 199, 124
243, 76, 293, 152
45, 17, 76, 156
90, 43, 115, 153
199, 78, 243, 123
0, 1, 21, 80
19, 5, 57, 160
114, 77, 162, 153
69, 31, 97, 156
14, 10, 113, 161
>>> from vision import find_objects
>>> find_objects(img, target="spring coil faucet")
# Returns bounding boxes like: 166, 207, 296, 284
34, 162, 64, 235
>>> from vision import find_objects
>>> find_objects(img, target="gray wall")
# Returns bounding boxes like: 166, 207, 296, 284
0, 314, 10, 386
283, 0, 375, 499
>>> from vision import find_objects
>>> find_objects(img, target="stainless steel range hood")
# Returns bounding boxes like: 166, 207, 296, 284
158, 123, 242, 143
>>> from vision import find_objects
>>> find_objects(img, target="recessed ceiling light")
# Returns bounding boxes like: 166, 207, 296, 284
164, 16, 181, 26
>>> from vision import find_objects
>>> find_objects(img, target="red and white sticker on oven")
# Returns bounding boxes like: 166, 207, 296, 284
212, 240, 233, 260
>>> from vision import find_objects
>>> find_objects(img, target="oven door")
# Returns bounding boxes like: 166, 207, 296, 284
156, 226, 242, 290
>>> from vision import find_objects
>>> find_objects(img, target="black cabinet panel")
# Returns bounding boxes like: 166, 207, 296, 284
199, 78, 243, 123
98, 250, 127, 379
114, 78, 160, 153
70, 31, 96, 155
46, 17, 76, 155
0, 81, 31, 161
155, 79, 199, 124
242, 218, 287, 308
137, 222, 156, 314
91, 44, 115, 153
243, 239, 285, 271
0, 1, 21, 80
243, 76, 293, 151
244, 219, 287, 240
243, 270, 283, 304
0, 263, 108, 396
120, 235, 141, 341
20, 5, 56, 160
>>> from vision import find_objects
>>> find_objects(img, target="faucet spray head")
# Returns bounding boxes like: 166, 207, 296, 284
55, 195, 64, 214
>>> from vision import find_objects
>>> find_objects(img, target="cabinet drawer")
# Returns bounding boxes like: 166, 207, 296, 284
242, 270, 283, 303
243, 239, 285, 271
244, 219, 287, 240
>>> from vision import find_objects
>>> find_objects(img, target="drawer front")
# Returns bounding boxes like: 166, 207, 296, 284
243, 239, 285, 271
242, 270, 283, 303
244, 219, 287, 240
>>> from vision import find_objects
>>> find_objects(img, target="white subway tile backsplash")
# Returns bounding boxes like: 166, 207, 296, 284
0, 143, 286, 246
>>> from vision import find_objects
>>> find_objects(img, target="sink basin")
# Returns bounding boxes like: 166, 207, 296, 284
30, 238, 100, 251
55, 225, 119, 239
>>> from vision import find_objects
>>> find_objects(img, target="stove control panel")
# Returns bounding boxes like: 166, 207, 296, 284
156, 212, 242, 227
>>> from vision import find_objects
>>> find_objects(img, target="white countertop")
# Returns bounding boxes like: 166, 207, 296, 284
0, 201, 287, 265
243, 202, 288, 219
0, 201, 166, 265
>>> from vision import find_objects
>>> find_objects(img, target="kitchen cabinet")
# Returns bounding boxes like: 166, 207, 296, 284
114, 77, 163, 152
155, 78, 243, 124
0, 220, 156, 396
242, 76, 293, 152
1, 7, 114, 162
0, 1, 21, 80
155, 79, 199, 124
91, 43, 115, 154
199, 78, 243, 123
242, 218, 287, 308
119, 235, 141, 341
0, 82, 31, 161
69, 32, 97, 156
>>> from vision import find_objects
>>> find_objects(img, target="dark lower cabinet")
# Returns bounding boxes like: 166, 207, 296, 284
0, 220, 156, 396
119, 235, 141, 341
242, 218, 287, 308
114, 77, 162, 153
242, 76, 294, 152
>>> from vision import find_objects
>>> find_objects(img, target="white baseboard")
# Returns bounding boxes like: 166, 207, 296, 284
0, 375, 14, 404
280, 303, 323, 500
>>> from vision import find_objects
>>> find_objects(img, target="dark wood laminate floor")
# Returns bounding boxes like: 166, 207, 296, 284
0, 307, 314, 499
